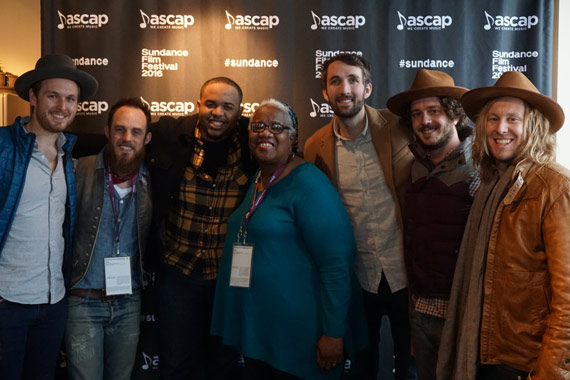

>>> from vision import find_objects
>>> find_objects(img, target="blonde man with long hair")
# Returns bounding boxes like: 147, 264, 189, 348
437, 71, 570, 380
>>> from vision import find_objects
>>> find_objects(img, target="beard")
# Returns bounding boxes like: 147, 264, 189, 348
105, 143, 145, 177
416, 122, 456, 152
330, 95, 366, 119
35, 108, 74, 134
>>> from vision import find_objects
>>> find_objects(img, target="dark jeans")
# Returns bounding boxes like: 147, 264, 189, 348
157, 263, 239, 380
409, 308, 445, 380
477, 364, 528, 380
351, 273, 417, 380
0, 297, 67, 380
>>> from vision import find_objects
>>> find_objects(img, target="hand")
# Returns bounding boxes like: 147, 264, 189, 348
316, 335, 344, 373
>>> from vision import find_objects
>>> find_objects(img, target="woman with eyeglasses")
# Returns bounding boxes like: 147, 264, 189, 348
211, 99, 364, 379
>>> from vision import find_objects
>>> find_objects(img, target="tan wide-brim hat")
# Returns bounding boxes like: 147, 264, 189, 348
15, 54, 98, 101
387, 69, 468, 116
461, 71, 564, 133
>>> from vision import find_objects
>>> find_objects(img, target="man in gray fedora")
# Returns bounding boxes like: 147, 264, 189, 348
0, 53, 98, 380
438, 71, 570, 380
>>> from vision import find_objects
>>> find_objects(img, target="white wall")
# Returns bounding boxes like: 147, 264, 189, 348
0, 0, 40, 76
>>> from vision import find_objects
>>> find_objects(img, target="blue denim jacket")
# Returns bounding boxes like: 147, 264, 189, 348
70, 149, 152, 289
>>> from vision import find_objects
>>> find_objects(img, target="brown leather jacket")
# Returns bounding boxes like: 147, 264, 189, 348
479, 160, 570, 379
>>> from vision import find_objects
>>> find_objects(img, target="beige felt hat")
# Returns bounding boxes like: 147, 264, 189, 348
461, 71, 564, 133
387, 69, 468, 116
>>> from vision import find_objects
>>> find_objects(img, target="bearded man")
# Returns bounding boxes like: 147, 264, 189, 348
304, 53, 416, 380
387, 69, 477, 380
64, 98, 152, 380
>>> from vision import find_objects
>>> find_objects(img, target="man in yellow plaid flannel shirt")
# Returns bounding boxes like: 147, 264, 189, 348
146, 77, 257, 380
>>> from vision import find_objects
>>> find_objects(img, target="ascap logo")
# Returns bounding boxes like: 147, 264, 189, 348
224, 11, 279, 30
483, 11, 538, 31
309, 98, 334, 118
57, 10, 108, 29
310, 11, 365, 31
140, 96, 195, 116
139, 10, 194, 29
141, 352, 159, 370
76, 101, 108, 116
241, 102, 259, 117
396, 11, 452, 30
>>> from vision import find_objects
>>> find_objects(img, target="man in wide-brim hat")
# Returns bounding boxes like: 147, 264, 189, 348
386, 69, 478, 380
0, 54, 97, 380
437, 71, 570, 380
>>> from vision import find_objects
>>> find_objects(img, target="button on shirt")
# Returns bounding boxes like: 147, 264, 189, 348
0, 133, 67, 304
334, 117, 407, 294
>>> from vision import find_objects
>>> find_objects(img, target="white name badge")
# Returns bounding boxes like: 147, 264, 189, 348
230, 244, 253, 288
104, 257, 133, 296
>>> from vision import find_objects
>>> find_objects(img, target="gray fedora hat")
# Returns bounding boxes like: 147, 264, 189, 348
14, 54, 98, 101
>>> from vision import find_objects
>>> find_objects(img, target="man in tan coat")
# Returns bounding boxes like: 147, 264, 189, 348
304, 53, 416, 380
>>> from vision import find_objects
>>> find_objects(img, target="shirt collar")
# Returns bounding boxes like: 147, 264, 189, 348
22, 121, 67, 155
332, 112, 369, 141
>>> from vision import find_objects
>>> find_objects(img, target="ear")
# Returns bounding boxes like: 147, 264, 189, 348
364, 82, 372, 100
290, 132, 298, 149
322, 88, 330, 103
29, 88, 37, 107
144, 131, 152, 145
196, 99, 201, 109
104, 124, 110, 139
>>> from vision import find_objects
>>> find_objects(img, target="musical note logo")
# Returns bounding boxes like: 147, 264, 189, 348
139, 10, 150, 28
58, 350, 67, 368
57, 10, 66, 30
483, 11, 494, 30
139, 97, 151, 112
310, 11, 320, 30
142, 268, 156, 287
141, 352, 152, 370
309, 99, 320, 118
397, 11, 406, 30
225, 10, 235, 30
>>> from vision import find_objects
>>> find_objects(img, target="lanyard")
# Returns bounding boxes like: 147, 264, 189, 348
238, 159, 290, 243
106, 169, 138, 252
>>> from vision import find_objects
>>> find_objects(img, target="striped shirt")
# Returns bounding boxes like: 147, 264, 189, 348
163, 126, 250, 279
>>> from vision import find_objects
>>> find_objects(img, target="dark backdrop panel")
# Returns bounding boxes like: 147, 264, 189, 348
41, 1, 553, 379
42, 0, 553, 153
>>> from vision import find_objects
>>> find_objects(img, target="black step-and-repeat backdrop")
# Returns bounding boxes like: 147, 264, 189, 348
42, 1, 553, 379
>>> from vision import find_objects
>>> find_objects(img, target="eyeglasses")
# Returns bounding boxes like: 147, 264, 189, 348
250, 122, 292, 135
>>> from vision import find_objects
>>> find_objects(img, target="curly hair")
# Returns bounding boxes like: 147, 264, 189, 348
472, 98, 556, 181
